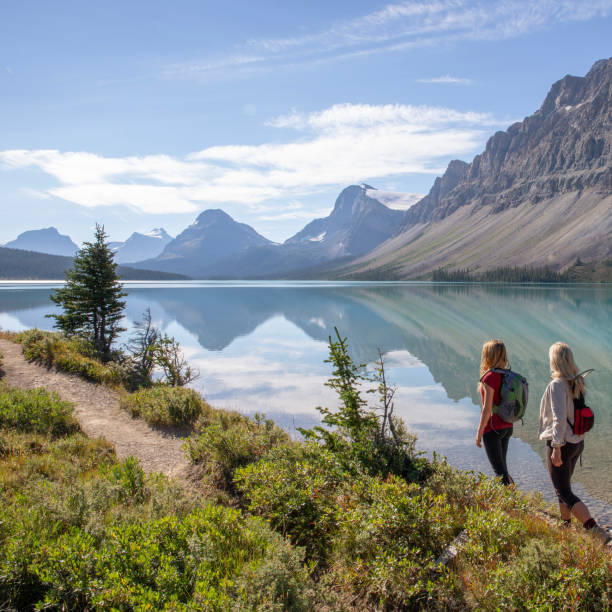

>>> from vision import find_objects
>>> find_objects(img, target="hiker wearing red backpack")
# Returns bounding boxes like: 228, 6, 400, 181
539, 342, 610, 545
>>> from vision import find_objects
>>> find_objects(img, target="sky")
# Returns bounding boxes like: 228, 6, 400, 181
1, 0, 611, 246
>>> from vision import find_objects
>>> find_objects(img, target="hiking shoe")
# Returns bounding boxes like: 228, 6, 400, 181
588, 525, 612, 545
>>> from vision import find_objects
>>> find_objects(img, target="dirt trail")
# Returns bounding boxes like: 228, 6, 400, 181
0, 339, 190, 479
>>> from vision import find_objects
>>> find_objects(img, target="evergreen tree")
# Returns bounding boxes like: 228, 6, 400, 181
49, 224, 127, 361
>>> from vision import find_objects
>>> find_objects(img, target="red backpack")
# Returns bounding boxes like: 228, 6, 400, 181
567, 370, 595, 435
569, 393, 594, 435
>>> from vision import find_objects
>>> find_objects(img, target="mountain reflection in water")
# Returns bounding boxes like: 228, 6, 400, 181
1, 282, 610, 515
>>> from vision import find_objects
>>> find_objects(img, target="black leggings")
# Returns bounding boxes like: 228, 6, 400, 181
482, 427, 513, 485
546, 440, 583, 509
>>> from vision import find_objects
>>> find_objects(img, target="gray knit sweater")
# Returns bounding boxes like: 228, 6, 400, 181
538, 378, 584, 447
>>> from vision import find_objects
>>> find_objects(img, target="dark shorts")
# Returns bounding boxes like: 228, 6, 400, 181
546, 440, 583, 509
482, 427, 513, 485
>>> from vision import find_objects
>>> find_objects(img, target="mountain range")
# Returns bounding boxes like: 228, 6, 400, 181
130, 185, 407, 278
3, 57, 610, 280
110, 228, 173, 264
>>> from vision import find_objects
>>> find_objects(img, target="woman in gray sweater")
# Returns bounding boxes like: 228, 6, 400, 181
539, 342, 610, 544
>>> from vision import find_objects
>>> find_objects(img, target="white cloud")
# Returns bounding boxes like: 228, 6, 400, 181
417, 75, 473, 84
0, 102, 508, 216
366, 189, 424, 211
167, 1, 612, 77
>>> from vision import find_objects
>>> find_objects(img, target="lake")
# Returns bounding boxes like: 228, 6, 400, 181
1, 281, 610, 523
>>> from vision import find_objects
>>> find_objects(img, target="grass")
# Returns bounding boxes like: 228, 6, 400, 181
4, 329, 131, 387
0, 385, 313, 611
120, 385, 209, 428
0, 383, 79, 437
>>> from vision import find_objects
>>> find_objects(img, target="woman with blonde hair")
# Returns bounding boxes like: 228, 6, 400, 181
476, 339, 514, 485
539, 342, 610, 544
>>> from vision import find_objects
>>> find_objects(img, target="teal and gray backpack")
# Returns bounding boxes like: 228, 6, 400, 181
482, 368, 529, 423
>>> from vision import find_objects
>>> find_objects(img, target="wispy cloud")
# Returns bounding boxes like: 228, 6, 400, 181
0, 102, 509, 216
166, 1, 612, 77
417, 75, 472, 84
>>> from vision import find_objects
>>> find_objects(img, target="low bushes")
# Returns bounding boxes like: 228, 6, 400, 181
457, 506, 612, 610
0, 384, 79, 437
186, 410, 290, 492
14, 329, 130, 387
120, 386, 208, 428
21, 506, 313, 611
0, 385, 313, 611
235, 444, 346, 563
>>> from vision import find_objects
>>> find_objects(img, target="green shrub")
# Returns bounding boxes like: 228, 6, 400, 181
300, 329, 430, 482
427, 457, 531, 521
0, 412, 312, 611
120, 385, 207, 428
329, 475, 462, 610
0, 385, 79, 437
186, 410, 290, 492
3, 504, 313, 611
458, 522, 612, 611
235, 444, 345, 563
15, 329, 129, 387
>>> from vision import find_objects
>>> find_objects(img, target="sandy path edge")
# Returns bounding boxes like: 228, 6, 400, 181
0, 338, 191, 480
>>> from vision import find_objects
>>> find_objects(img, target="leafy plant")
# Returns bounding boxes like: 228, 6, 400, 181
235, 444, 345, 563
300, 328, 429, 481
0, 385, 79, 437
120, 386, 207, 428
16, 328, 130, 387
187, 410, 290, 493
125, 307, 160, 386
153, 332, 198, 386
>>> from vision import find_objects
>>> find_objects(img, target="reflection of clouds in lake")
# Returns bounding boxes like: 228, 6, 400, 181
0, 313, 28, 331
381, 349, 423, 368
173, 316, 335, 419
190, 351, 332, 418
308, 317, 326, 329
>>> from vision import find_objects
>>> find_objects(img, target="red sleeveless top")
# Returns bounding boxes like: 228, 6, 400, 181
480, 370, 513, 434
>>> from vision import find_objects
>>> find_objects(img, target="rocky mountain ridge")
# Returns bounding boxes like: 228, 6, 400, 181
334, 57, 612, 279
405, 58, 610, 227
133, 209, 274, 277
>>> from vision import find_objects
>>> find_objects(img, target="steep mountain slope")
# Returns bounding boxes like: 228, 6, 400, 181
133, 209, 273, 277
4, 227, 79, 257
335, 57, 612, 279
111, 228, 173, 264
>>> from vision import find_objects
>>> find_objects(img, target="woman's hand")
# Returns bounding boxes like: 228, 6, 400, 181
475, 431, 483, 447
551, 446, 563, 467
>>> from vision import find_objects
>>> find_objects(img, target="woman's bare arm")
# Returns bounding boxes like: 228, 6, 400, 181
476, 383, 494, 447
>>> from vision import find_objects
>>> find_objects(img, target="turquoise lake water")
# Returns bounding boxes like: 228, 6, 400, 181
1, 281, 610, 522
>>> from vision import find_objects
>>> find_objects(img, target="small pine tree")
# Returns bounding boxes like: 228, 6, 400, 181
48, 224, 126, 361
300, 328, 428, 481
